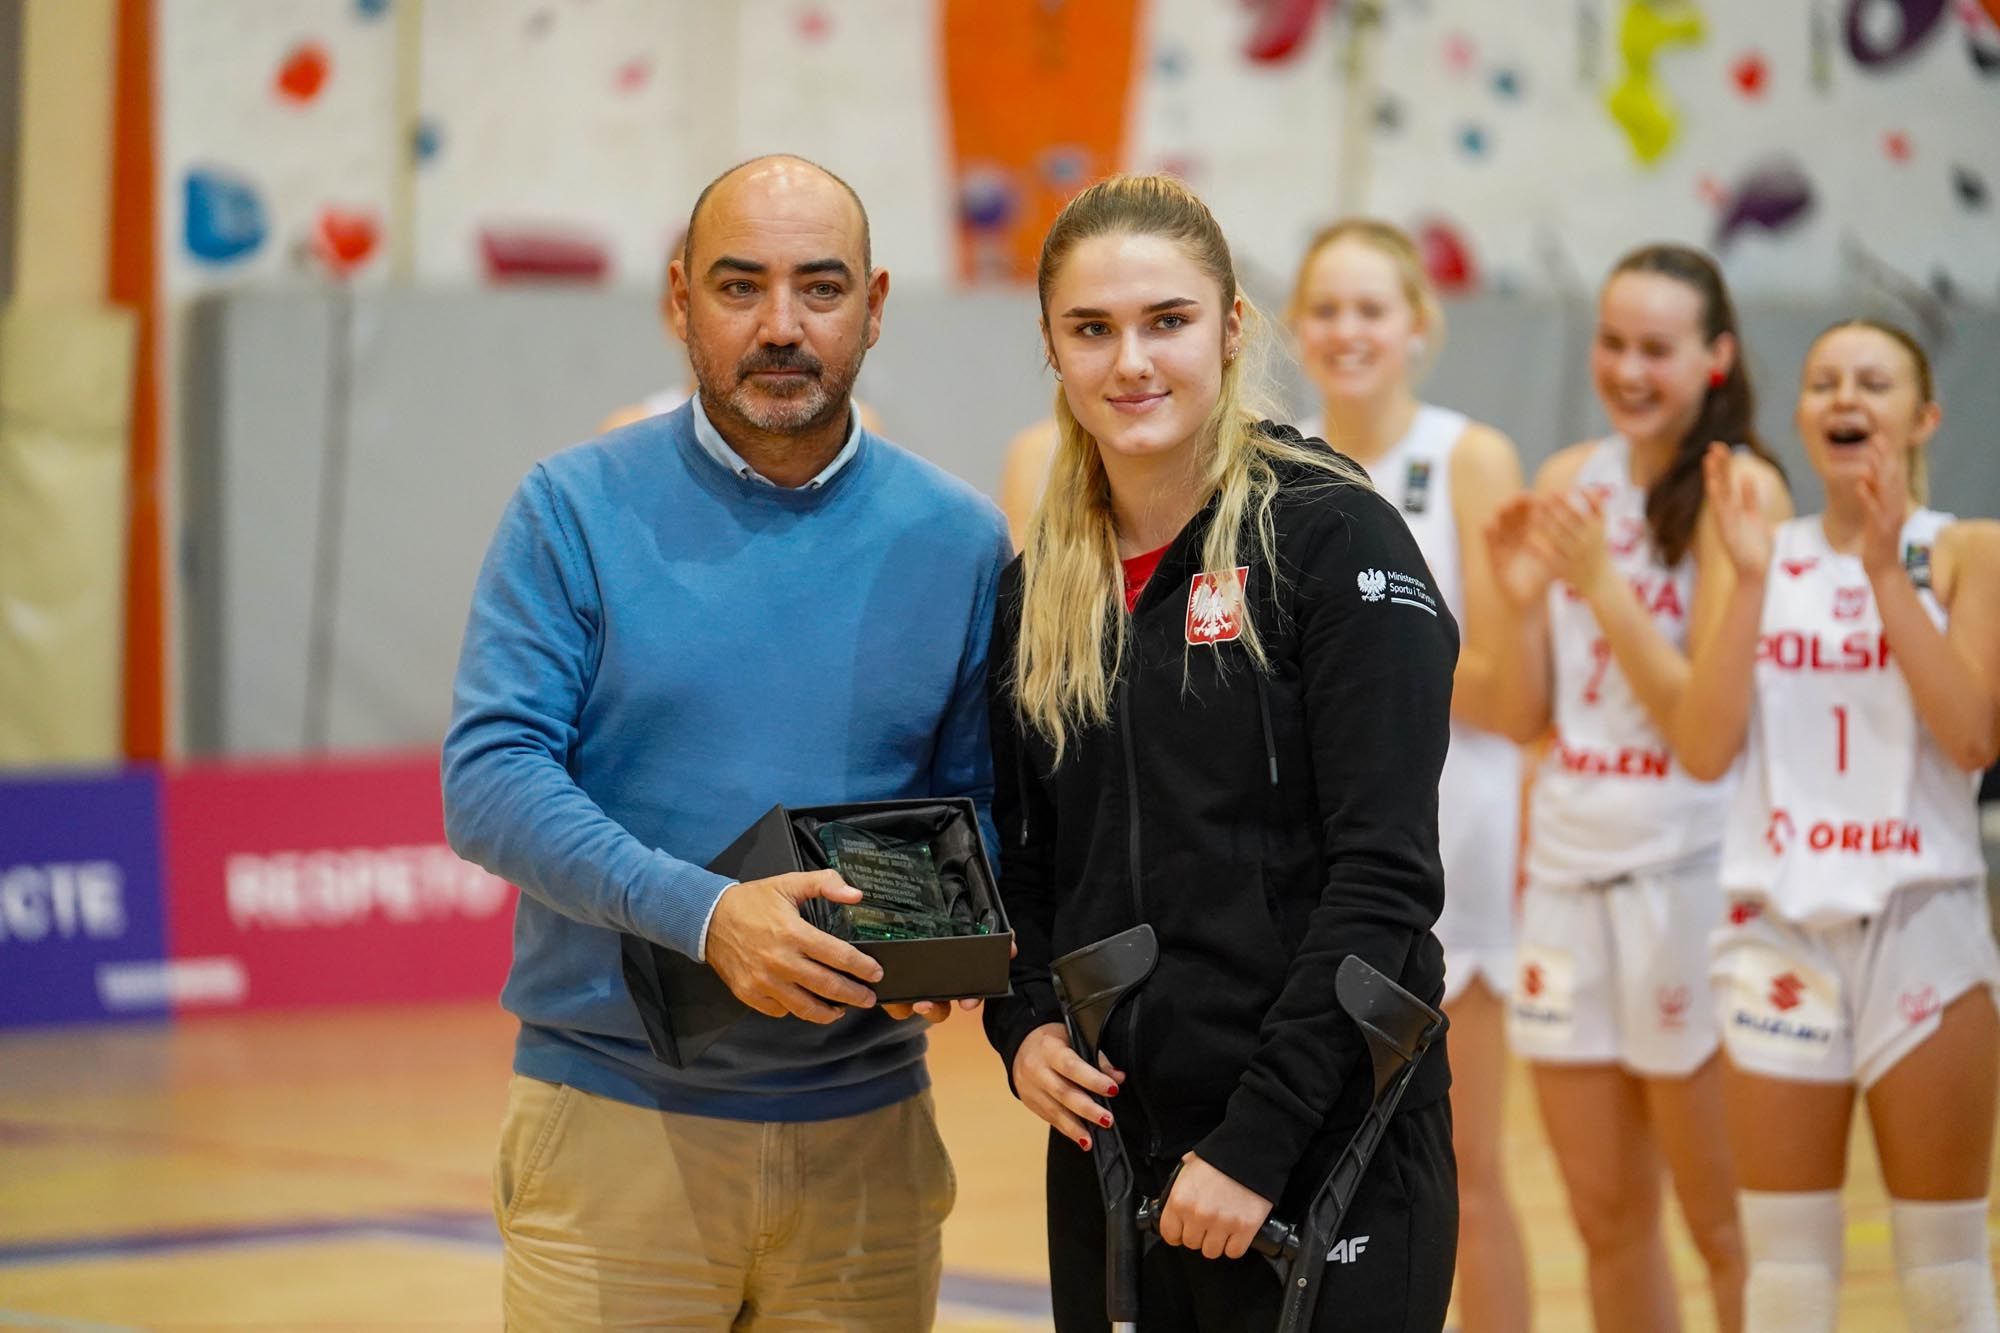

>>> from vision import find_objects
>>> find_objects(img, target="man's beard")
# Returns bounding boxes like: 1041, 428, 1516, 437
687, 333, 863, 436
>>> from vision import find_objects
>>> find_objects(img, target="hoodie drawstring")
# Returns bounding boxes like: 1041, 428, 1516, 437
1253, 671, 1279, 788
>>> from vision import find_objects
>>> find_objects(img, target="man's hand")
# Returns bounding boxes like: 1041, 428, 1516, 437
704, 871, 883, 1023
1157, 1152, 1274, 1260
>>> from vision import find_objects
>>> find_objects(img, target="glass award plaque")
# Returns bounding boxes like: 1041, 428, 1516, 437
815, 822, 989, 941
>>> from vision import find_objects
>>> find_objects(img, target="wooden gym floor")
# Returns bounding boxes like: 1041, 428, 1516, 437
0, 1001, 1989, 1330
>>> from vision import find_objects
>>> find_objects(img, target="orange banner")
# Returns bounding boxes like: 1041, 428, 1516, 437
941, 0, 1145, 284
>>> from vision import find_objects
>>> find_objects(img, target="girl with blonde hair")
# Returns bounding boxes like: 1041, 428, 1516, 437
982, 174, 1461, 1330
1289, 218, 1533, 1333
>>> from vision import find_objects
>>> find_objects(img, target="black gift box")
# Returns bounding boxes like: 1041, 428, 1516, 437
620, 797, 1013, 1069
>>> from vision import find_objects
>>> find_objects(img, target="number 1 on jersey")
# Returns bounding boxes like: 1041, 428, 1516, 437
1833, 704, 1848, 774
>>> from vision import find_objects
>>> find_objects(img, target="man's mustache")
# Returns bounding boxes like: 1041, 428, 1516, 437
737, 349, 823, 377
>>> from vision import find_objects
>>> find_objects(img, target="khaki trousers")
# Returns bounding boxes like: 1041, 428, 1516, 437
494, 1076, 956, 1331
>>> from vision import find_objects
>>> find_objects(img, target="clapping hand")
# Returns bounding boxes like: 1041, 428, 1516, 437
1703, 442, 1772, 580
1856, 437, 1909, 580
1535, 489, 1611, 594
1485, 494, 1562, 612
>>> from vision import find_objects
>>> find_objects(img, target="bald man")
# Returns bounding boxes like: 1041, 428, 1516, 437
597, 226, 886, 437
445, 155, 1011, 1329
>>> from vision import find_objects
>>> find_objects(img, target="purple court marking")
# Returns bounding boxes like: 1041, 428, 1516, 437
0, 1212, 500, 1268
0, 1214, 1055, 1318
0, 1312, 144, 1333
940, 1270, 1056, 1317
0, 1117, 490, 1195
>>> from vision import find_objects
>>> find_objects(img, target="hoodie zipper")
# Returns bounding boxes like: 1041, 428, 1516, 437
1015, 740, 1033, 848
1116, 670, 1164, 1158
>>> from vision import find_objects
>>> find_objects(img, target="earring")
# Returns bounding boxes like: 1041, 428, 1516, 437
1409, 334, 1428, 362
1052, 368, 1064, 382
1709, 367, 1727, 389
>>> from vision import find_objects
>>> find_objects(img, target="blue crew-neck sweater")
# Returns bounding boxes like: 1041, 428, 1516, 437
443, 403, 1011, 1120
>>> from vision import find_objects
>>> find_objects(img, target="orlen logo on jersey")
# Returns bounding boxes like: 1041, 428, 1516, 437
1764, 810, 1795, 856
1757, 630, 1892, 674
1761, 808, 1922, 858
1554, 740, 1671, 779
226, 845, 510, 930
0, 862, 126, 944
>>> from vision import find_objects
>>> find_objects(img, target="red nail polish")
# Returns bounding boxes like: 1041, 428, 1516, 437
1106, 1085, 1119, 1097
1099, 1114, 1113, 1128
1078, 1136, 1092, 1150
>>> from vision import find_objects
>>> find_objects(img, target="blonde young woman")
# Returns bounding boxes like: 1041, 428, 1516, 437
1683, 321, 2000, 1333
1484, 244, 1792, 1333
982, 175, 1461, 1330
1289, 219, 1533, 1333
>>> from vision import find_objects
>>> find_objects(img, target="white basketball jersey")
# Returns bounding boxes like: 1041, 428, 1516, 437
1720, 511, 1984, 925
1528, 437, 1732, 886
1306, 407, 1523, 930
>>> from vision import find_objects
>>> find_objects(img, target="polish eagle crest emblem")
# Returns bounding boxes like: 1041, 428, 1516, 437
1185, 568, 1249, 644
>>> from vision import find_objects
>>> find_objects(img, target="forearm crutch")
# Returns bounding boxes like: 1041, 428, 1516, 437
1129, 954, 1446, 1333
1049, 924, 1160, 1333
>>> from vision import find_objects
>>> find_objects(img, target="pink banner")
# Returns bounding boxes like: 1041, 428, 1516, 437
162, 752, 515, 1013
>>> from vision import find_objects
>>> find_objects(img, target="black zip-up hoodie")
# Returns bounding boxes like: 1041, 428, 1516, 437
983, 429, 1458, 1210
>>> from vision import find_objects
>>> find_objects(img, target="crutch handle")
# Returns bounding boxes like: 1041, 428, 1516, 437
1134, 1164, 1298, 1265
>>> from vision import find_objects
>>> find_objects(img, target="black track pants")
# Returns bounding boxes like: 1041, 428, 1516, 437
1043, 1096, 1457, 1332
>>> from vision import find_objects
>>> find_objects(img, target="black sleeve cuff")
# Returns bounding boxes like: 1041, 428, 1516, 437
982, 981, 1065, 1099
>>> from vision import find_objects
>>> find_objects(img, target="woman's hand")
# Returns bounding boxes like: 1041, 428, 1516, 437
1703, 442, 1772, 581
1484, 494, 1561, 612
1535, 490, 1611, 595
1857, 438, 1909, 580
1157, 1152, 1274, 1260
1010, 1023, 1126, 1150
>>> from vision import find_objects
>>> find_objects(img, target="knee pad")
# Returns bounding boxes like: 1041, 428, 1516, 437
1740, 1190, 1843, 1333
1891, 1198, 1999, 1333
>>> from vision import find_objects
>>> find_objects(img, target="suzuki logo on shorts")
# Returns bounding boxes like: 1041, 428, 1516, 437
1833, 586, 1869, 621
1900, 986, 1941, 1024
1326, 1235, 1370, 1264
1770, 972, 1806, 1012
1186, 568, 1249, 645
1522, 963, 1545, 998
1765, 809, 1795, 857
1356, 569, 1387, 602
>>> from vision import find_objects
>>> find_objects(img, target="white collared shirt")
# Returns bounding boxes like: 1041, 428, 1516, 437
690, 394, 862, 490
